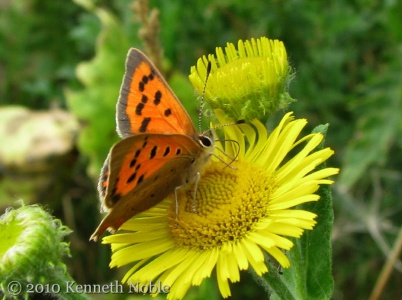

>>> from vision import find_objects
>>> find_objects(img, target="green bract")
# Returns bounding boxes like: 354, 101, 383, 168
0, 204, 84, 299
189, 37, 294, 122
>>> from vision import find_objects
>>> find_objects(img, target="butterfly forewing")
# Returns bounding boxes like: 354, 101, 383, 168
117, 49, 196, 137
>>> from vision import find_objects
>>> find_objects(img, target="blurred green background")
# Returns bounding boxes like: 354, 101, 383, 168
1, 0, 401, 299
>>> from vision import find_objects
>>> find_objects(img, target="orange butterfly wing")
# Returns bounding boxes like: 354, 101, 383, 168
91, 133, 205, 241
90, 48, 214, 241
116, 48, 196, 137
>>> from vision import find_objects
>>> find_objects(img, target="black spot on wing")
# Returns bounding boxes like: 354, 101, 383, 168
164, 108, 172, 117
154, 91, 162, 105
139, 82, 145, 92
100, 159, 110, 190
142, 136, 148, 148
135, 149, 141, 158
142, 75, 149, 84
111, 193, 121, 204
101, 184, 107, 195
139, 117, 151, 133
137, 174, 144, 185
163, 146, 170, 157
141, 95, 148, 103
136, 103, 144, 115
176, 148, 182, 155
138, 72, 154, 92
150, 146, 157, 159
129, 159, 137, 168
127, 172, 137, 184
100, 172, 108, 195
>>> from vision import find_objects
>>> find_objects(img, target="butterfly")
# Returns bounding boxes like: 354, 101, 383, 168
90, 48, 215, 241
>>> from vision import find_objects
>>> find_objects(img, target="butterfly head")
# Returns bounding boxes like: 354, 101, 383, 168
198, 133, 214, 149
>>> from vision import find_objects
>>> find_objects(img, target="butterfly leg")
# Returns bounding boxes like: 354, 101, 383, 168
174, 185, 182, 217
191, 172, 201, 213
173, 172, 201, 216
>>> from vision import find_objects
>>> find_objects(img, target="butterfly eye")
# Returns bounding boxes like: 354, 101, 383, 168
198, 135, 213, 148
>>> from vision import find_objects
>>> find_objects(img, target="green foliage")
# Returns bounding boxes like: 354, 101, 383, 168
0, 0, 93, 108
339, 56, 402, 187
66, 5, 135, 177
266, 125, 334, 300
66, 0, 161, 178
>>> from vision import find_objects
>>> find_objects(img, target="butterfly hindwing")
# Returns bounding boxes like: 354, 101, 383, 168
102, 133, 201, 209
117, 49, 196, 137
91, 155, 196, 240
90, 133, 203, 240
97, 153, 110, 207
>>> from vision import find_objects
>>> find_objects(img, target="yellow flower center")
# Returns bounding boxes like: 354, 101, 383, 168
168, 160, 276, 250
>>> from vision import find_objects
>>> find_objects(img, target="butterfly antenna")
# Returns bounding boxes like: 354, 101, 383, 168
205, 119, 245, 166
213, 139, 241, 169
198, 60, 212, 132
207, 119, 245, 132
203, 119, 245, 140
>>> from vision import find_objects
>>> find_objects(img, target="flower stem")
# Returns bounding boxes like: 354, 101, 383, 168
369, 226, 402, 300
250, 264, 296, 300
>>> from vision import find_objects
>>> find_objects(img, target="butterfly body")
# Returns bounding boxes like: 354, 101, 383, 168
90, 49, 214, 241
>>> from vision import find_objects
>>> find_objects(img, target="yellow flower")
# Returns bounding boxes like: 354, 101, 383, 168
102, 112, 339, 299
189, 37, 294, 121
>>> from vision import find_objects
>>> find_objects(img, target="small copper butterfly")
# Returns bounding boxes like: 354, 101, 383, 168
90, 49, 214, 241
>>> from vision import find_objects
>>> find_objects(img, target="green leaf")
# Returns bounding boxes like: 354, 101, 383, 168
265, 124, 334, 300
66, 5, 137, 178
339, 63, 402, 189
